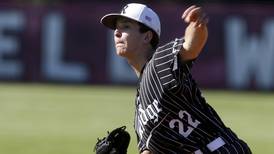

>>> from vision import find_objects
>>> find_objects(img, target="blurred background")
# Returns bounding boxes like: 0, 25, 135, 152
1, 0, 274, 90
0, 0, 273, 154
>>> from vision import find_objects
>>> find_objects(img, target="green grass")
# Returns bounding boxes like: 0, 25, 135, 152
0, 83, 273, 154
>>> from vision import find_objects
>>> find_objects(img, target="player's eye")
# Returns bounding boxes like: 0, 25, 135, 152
116, 20, 132, 30
121, 24, 130, 29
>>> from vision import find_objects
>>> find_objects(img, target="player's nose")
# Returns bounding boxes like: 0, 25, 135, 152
114, 29, 122, 38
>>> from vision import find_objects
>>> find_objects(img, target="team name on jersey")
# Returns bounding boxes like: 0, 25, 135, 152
136, 97, 162, 139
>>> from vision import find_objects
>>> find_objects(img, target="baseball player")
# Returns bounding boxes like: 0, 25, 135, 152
100, 3, 251, 154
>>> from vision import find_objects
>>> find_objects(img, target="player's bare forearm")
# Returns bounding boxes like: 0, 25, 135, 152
179, 5, 208, 61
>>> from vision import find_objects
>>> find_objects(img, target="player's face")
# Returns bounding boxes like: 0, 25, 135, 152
114, 18, 145, 58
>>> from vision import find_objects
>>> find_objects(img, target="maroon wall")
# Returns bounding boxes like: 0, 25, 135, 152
0, 3, 273, 90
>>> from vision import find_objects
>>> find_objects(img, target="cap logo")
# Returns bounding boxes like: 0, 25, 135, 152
145, 15, 152, 22
121, 5, 128, 14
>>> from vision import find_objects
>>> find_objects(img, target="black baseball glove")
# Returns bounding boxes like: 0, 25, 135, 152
94, 126, 130, 154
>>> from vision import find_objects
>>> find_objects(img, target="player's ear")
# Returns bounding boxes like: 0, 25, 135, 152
143, 31, 153, 44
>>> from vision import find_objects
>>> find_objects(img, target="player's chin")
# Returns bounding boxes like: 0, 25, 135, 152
116, 49, 127, 57
117, 52, 127, 58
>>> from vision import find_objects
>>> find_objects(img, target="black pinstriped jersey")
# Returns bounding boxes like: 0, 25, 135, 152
134, 38, 251, 154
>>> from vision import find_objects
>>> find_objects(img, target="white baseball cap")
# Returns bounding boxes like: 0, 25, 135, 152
100, 3, 161, 39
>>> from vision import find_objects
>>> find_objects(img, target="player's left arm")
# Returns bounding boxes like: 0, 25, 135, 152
179, 5, 208, 61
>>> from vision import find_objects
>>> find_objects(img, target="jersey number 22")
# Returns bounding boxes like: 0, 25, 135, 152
169, 110, 201, 138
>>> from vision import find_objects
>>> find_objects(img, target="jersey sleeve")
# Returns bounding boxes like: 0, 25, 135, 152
153, 37, 194, 91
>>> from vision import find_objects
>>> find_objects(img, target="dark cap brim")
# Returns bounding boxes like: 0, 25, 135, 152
100, 13, 141, 30
100, 13, 121, 30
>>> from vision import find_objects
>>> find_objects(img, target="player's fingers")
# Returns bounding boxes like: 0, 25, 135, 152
195, 13, 209, 27
182, 5, 197, 20
184, 7, 202, 23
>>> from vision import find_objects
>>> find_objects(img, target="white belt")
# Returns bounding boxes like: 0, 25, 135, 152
194, 137, 226, 154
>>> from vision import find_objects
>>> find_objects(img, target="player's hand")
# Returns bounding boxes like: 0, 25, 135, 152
180, 5, 208, 60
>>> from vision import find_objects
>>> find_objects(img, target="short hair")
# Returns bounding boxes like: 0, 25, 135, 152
138, 22, 159, 50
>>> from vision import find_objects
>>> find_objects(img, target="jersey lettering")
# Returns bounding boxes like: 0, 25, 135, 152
136, 98, 162, 139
